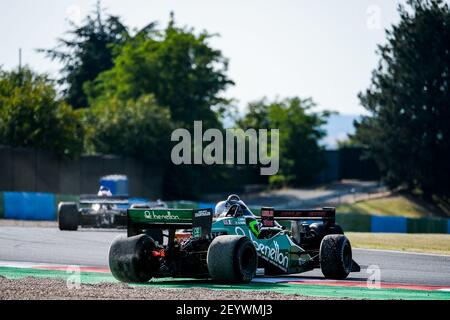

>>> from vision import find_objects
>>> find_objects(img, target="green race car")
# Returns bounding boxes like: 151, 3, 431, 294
109, 195, 360, 284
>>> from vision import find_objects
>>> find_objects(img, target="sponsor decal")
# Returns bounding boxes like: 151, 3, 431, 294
194, 210, 211, 218
192, 227, 202, 238
144, 210, 180, 220
253, 240, 289, 270
234, 226, 289, 270
223, 218, 246, 226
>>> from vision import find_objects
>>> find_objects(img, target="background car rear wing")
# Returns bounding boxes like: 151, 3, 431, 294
79, 195, 129, 205
127, 208, 213, 238
259, 207, 336, 227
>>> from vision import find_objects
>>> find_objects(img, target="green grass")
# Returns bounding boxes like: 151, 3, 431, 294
347, 232, 450, 255
337, 195, 434, 217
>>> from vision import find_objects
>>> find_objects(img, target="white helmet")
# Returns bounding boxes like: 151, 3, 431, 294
214, 200, 229, 218
214, 194, 249, 218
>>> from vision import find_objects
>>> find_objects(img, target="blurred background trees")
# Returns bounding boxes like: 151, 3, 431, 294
85, 13, 233, 129
84, 94, 173, 162
1, 0, 449, 206
239, 97, 330, 188
354, 0, 450, 204
38, 2, 131, 109
0, 3, 339, 199
0, 67, 84, 158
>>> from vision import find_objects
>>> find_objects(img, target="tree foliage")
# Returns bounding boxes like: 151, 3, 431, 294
239, 97, 330, 187
39, 2, 157, 108
354, 0, 450, 201
85, 94, 173, 161
0, 67, 84, 157
86, 13, 233, 128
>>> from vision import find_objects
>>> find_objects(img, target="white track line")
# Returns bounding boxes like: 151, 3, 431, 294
354, 248, 450, 258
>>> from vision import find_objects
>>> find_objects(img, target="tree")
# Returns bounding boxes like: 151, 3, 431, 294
239, 97, 330, 187
85, 13, 233, 128
85, 94, 173, 161
354, 0, 450, 202
0, 67, 84, 157
39, 2, 156, 108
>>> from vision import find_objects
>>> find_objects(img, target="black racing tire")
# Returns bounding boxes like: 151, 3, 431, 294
58, 202, 79, 231
329, 224, 344, 235
310, 223, 344, 248
207, 235, 257, 284
109, 234, 158, 283
320, 234, 353, 279
310, 223, 344, 237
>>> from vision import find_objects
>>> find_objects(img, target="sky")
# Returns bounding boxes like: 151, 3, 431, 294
0, 0, 407, 116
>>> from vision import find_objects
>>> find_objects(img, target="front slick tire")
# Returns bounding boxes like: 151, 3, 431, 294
109, 234, 157, 283
320, 234, 353, 279
207, 235, 257, 284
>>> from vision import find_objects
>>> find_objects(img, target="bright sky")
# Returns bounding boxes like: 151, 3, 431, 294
0, 0, 407, 115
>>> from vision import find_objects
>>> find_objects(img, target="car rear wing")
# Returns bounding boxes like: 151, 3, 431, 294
259, 207, 336, 227
127, 208, 213, 238
79, 195, 129, 205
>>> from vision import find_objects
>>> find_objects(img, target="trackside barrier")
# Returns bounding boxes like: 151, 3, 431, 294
116, 197, 150, 210
406, 217, 448, 234
55, 194, 79, 208
3, 192, 55, 220
129, 197, 149, 204
0, 193, 449, 234
336, 213, 372, 232
166, 201, 199, 209
198, 202, 216, 209
371, 216, 407, 233
0, 192, 4, 219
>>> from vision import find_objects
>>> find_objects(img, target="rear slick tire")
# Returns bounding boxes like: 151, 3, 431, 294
207, 235, 257, 284
109, 234, 157, 283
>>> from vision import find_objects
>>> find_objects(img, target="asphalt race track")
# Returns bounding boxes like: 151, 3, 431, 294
1, 226, 450, 287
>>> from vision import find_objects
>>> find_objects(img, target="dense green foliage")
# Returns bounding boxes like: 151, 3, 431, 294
86, 14, 233, 129
354, 0, 450, 201
0, 67, 84, 157
39, 2, 157, 108
239, 97, 330, 187
85, 94, 173, 161
3, 5, 333, 197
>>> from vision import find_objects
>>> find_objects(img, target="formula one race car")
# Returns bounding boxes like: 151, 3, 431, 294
58, 194, 167, 231
109, 195, 360, 283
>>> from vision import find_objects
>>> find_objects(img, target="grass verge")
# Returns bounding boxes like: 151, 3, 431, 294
347, 232, 450, 255
337, 195, 433, 217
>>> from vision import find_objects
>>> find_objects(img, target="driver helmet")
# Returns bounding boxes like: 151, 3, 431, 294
214, 194, 255, 218
214, 200, 229, 218
98, 186, 112, 197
